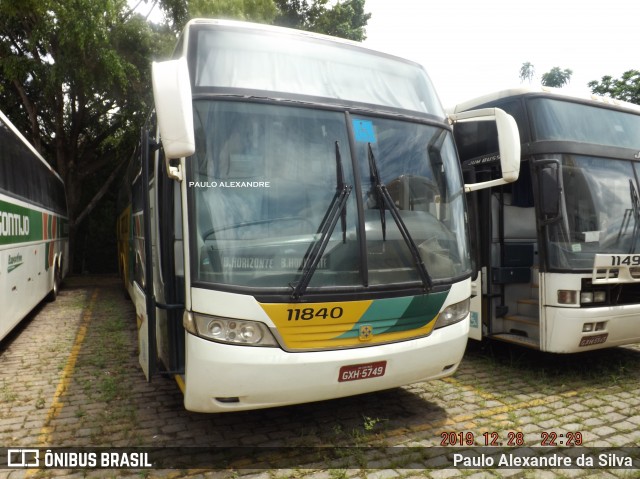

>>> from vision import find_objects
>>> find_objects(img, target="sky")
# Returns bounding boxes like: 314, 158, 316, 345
362, 0, 639, 107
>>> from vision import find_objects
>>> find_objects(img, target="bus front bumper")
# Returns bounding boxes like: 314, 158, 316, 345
544, 304, 640, 353
181, 318, 468, 412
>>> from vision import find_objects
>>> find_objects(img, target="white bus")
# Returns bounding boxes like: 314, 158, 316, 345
452, 87, 640, 353
0, 110, 68, 341
119, 19, 520, 412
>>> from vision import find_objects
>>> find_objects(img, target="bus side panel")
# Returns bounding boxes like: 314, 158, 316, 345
1, 245, 34, 339
0, 239, 62, 341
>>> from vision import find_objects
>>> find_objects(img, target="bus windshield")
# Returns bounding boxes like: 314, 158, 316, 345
529, 98, 640, 148
190, 100, 470, 293
544, 154, 640, 270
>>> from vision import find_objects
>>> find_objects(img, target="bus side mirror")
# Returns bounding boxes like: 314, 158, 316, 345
152, 57, 195, 179
449, 108, 521, 192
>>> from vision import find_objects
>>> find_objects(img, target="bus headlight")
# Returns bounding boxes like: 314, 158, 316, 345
580, 292, 593, 304
190, 313, 279, 347
580, 291, 606, 304
434, 298, 470, 329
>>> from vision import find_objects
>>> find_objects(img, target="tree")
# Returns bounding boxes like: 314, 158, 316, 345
158, 0, 370, 41
0, 0, 173, 270
274, 0, 370, 41
159, 0, 278, 30
541, 67, 573, 88
588, 69, 640, 105
191, 0, 277, 22
519, 62, 535, 84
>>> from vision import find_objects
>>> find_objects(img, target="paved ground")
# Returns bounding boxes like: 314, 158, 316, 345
0, 276, 639, 478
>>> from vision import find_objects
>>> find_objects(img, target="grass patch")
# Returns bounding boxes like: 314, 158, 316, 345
0, 380, 17, 403
465, 340, 640, 392
99, 375, 119, 402
61, 291, 139, 446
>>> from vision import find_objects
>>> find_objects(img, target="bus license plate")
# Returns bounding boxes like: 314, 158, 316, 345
338, 361, 386, 382
579, 333, 608, 347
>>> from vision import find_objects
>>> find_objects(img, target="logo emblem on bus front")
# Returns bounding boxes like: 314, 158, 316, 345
359, 325, 373, 341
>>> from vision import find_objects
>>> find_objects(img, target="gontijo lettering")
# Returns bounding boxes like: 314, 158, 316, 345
0, 211, 29, 236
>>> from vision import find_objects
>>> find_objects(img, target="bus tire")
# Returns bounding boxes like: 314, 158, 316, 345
46, 264, 60, 302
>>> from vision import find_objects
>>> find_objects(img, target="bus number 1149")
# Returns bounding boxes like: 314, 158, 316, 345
610, 255, 640, 266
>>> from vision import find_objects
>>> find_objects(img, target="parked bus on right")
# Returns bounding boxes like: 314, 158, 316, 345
452, 87, 640, 353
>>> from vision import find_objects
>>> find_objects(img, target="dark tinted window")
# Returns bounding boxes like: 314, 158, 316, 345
0, 117, 66, 215
528, 98, 640, 148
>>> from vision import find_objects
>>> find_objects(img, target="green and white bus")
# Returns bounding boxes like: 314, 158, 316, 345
118, 19, 520, 412
0, 110, 68, 340
452, 87, 640, 352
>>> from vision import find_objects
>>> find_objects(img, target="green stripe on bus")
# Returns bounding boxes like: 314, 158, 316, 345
0, 198, 67, 246
336, 290, 449, 339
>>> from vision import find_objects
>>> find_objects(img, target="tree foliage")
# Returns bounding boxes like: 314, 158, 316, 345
588, 69, 640, 105
541, 67, 573, 88
192, 0, 277, 22
158, 0, 278, 30
273, 0, 370, 41
0, 0, 174, 269
519, 62, 535, 84
158, 0, 370, 41
518, 63, 574, 88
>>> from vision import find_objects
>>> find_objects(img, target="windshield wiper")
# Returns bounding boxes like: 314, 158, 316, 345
291, 141, 352, 299
367, 143, 433, 291
368, 144, 387, 241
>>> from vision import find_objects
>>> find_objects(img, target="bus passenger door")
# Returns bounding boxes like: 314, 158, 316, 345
452, 107, 533, 345
466, 179, 486, 341
156, 150, 186, 374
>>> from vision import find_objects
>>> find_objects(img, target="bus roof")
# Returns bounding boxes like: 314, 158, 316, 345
179, 18, 431, 76
185, 18, 364, 49
452, 86, 640, 116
